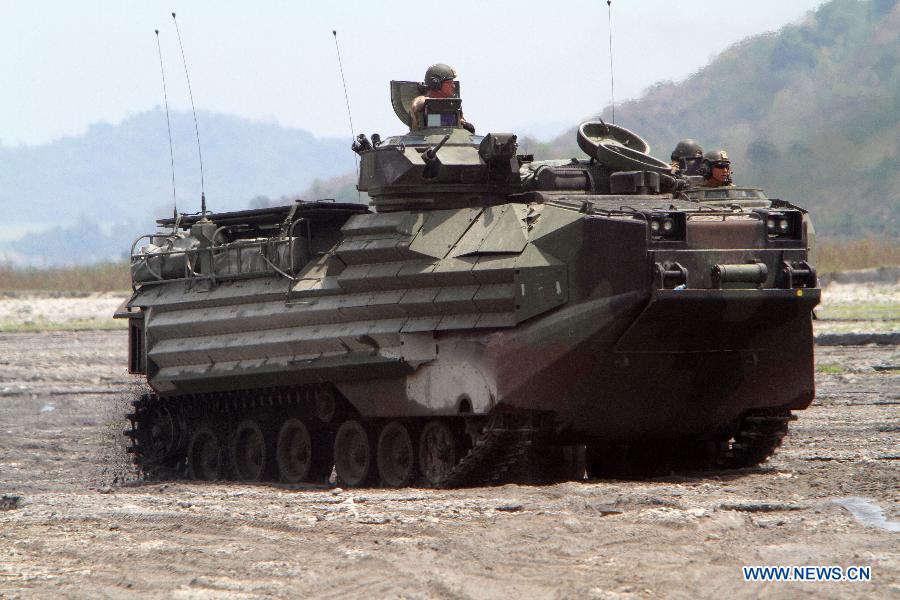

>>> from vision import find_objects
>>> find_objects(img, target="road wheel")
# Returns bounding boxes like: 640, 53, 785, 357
377, 421, 416, 488
187, 426, 224, 481
419, 420, 458, 487
277, 418, 333, 483
333, 419, 375, 487
232, 419, 270, 482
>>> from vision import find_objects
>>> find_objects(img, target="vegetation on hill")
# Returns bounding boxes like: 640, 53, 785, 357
526, 0, 899, 238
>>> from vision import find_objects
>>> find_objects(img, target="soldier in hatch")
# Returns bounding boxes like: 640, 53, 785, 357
409, 63, 476, 133
700, 149, 734, 187
669, 139, 704, 175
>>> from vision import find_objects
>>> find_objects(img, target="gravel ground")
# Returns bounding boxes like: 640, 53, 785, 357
0, 295, 898, 597
0, 292, 125, 331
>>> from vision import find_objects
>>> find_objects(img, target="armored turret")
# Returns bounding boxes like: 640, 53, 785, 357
355, 82, 521, 209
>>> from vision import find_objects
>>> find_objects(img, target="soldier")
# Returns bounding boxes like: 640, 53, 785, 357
669, 139, 704, 175
700, 149, 733, 187
409, 63, 475, 133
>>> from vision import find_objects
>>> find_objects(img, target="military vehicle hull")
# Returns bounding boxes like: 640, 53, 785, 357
122, 191, 818, 486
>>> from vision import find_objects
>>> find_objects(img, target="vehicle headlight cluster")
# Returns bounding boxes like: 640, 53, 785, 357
763, 211, 800, 239
648, 214, 683, 240
767, 216, 791, 235
650, 217, 675, 234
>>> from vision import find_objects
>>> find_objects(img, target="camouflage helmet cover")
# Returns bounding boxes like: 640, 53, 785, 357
671, 139, 703, 162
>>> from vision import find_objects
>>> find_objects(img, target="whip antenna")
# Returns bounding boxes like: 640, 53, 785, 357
154, 30, 177, 216
172, 12, 207, 215
332, 30, 360, 188
607, 0, 616, 123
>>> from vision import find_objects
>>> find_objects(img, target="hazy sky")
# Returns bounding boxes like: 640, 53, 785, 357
3, 0, 827, 146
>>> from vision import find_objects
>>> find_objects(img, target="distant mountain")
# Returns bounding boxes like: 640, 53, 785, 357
526, 0, 900, 238
2, 217, 136, 266
0, 110, 362, 265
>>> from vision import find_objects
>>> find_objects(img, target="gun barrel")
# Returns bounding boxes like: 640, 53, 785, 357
425, 134, 452, 161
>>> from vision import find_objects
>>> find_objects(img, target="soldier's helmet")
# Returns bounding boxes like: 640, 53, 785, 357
425, 63, 457, 90
671, 139, 704, 162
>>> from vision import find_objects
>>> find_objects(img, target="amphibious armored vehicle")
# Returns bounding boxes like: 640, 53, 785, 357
119, 82, 819, 487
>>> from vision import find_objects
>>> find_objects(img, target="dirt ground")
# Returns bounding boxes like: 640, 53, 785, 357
0, 290, 898, 598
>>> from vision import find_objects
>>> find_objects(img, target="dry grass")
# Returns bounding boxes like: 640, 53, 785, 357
816, 237, 900, 274
0, 318, 126, 333
0, 262, 130, 292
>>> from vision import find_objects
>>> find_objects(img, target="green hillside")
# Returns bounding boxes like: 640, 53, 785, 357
528, 0, 899, 237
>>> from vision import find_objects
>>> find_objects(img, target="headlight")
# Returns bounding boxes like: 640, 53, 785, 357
648, 213, 684, 240
763, 211, 800, 239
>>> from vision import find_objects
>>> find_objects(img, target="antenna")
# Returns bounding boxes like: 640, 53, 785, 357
154, 29, 177, 217
171, 12, 207, 216
332, 30, 360, 190
607, 0, 616, 123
